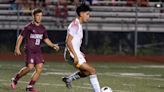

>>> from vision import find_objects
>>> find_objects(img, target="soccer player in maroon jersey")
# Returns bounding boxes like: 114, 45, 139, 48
10, 8, 59, 92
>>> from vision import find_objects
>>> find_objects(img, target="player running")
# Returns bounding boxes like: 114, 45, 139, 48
63, 4, 101, 92
10, 8, 59, 92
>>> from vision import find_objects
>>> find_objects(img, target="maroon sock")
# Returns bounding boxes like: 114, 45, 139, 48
14, 73, 21, 82
28, 80, 36, 86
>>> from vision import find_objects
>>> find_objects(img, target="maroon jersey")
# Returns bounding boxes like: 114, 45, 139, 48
20, 22, 48, 53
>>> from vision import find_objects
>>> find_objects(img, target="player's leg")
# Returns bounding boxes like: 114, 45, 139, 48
11, 52, 35, 90
11, 64, 34, 90
26, 63, 43, 92
62, 55, 87, 88
62, 70, 87, 88
63, 55, 98, 89
26, 54, 44, 92
79, 63, 101, 92
64, 56, 88, 79
66, 70, 88, 81
63, 62, 101, 92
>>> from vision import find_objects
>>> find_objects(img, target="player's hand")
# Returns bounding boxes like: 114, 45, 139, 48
14, 48, 21, 56
73, 56, 78, 65
53, 44, 59, 51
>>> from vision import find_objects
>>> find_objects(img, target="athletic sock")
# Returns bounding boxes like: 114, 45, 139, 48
14, 73, 21, 83
28, 80, 36, 86
89, 74, 101, 92
67, 71, 81, 82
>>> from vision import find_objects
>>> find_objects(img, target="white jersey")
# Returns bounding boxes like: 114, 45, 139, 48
66, 18, 83, 58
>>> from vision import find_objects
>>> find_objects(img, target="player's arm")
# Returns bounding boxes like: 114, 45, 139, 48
14, 35, 23, 56
66, 34, 78, 65
44, 38, 59, 51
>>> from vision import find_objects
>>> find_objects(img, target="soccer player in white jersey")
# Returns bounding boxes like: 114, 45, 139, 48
62, 4, 101, 92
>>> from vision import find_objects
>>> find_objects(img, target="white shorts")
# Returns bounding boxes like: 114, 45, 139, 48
76, 54, 86, 65
64, 48, 86, 65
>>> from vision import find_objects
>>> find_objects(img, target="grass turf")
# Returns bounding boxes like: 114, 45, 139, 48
0, 61, 164, 92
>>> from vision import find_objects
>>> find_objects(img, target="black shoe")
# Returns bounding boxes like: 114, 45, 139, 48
62, 77, 72, 89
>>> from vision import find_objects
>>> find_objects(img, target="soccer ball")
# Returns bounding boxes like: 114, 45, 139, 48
101, 86, 112, 92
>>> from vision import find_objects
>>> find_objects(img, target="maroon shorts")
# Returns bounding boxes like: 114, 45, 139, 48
25, 52, 44, 66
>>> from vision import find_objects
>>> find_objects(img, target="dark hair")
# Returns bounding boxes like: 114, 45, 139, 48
32, 8, 43, 15
76, 4, 91, 16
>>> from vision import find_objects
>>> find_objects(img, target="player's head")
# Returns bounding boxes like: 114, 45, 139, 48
76, 4, 91, 23
32, 8, 43, 24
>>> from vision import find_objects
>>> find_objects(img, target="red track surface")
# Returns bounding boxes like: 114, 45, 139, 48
0, 53, 164, 63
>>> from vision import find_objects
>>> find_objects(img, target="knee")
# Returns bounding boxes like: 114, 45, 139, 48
89, 67, 96, 75
36, 67, 43, 73
27, 66, 34, 71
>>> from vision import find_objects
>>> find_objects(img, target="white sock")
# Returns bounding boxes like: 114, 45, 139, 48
89, 74, 101, 92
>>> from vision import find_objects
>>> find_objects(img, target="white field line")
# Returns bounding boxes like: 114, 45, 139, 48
122, 83, 136, 87
98, 72, 164, 81
43, 68, 68, 72
114, 90, 130, 92
0, 79, 129, 92
12, 65, 162, 83
0, 79, 92, 90
142, 65, 164, 68
38, 71, 164, 81
97, 65, 164, 69
110, 73, 162, 77
27, 71, 164, 82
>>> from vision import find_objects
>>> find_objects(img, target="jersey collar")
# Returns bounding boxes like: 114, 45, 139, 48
76, 18, 81, 24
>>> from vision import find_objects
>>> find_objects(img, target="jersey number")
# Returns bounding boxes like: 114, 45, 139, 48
35, 39, 41, 45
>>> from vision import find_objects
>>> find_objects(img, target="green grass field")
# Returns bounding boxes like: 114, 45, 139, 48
0, 61, 164, 92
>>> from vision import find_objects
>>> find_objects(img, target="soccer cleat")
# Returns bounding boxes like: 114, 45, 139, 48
26, 85, 39, 92
10, 78, 17, 90
62, 77, 72, 89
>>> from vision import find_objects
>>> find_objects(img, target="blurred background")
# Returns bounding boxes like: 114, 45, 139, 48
0, 0, 164, 57
1, 1, 164, 92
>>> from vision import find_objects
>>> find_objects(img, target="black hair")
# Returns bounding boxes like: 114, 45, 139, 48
32, 8, 43, 16
76, 4, 91, 16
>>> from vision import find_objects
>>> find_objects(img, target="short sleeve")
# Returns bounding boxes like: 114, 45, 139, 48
68, 23, 79, 36
20, 27, 28, 37
43, 30, 48, 39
